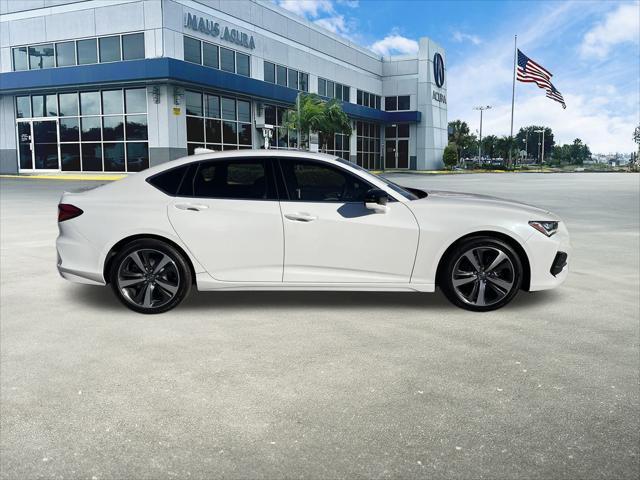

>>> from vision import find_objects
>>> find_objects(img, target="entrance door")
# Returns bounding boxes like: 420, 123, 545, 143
17, 120, 60, 171
17, 122, 33, 170
385, 140, 396, 168
32, 120, 59, 170
397, 139, 409, 168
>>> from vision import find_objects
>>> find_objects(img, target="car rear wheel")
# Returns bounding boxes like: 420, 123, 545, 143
109, 239, 192, 314
440, 236, 523, 312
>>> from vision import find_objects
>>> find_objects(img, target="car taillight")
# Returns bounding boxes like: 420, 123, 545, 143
58, 204, 83, 222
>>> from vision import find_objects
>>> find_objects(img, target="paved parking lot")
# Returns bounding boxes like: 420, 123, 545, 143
1, 172, 638, 479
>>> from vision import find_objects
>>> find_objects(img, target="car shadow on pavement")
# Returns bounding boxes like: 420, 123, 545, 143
71, 284, 559, 313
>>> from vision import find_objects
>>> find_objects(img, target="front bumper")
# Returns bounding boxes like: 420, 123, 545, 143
525, 222, 571, 291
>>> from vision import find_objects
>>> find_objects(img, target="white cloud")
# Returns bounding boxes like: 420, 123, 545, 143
580, 3, 640, 58
336, 0, 359, 7
369, 34, 419, 56
277, 0, 334, 18
452, 31, 481, 45
315, 15, 350, 36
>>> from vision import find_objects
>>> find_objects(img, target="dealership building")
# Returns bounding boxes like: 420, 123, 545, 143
0, 0, 447, 174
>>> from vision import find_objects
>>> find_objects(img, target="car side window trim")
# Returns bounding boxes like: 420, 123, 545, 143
275, 157, 378, 203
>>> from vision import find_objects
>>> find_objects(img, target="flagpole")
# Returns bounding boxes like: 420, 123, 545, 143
509, 34, 517, 167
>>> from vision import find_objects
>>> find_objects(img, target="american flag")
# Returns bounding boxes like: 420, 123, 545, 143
517, 49, 566, 109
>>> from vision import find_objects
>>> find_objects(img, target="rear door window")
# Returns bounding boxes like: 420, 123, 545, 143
180, 158, 276, 200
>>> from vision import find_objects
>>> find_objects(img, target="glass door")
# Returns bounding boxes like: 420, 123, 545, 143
17, 119, 60, 171
385, 140, 396, 169
33, 120, 60, 170
397, 139, 409, 169
17, 121, 33, 170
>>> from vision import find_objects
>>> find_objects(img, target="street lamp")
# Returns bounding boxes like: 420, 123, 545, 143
473, 105, 492, 161
535, 128, 545, 164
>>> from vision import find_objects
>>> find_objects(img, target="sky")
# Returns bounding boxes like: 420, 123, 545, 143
274, 0, 640, 154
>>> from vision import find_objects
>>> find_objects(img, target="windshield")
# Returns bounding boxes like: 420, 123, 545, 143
335, 158, 419, 200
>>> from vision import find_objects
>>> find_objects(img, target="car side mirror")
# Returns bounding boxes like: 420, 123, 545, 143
364, 188, 389, 213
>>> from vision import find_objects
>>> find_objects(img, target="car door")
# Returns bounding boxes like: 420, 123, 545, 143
277, 158, 419, 283
167, 157, 284, 282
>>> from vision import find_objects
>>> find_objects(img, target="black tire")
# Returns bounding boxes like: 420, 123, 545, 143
109, 238, 192, 314
439, 236, 523, 312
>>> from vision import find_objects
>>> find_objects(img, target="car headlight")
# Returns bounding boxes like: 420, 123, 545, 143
529, 220, 559, 237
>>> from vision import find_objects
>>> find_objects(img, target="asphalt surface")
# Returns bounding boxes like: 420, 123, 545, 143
1, 172, 639, 479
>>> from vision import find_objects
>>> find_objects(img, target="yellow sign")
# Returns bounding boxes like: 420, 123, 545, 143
172, 107, 181, 115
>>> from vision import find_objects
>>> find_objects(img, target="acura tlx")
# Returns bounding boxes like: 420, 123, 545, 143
56, 150, 570, 314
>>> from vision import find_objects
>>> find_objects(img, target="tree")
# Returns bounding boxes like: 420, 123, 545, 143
443, 143, 458, 170
448, 120, 477, 158
283, 93, 352, 150
633, 125, 640, 150
516, 126, 555, 161
481, 135, 498, 158
569, 138, 591, 166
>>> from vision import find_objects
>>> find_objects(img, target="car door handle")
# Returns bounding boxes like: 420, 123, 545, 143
174, 203, 209, 212
284, 212, 317, 222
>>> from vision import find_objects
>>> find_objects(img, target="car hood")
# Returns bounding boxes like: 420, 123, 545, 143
417, 190, 558, 219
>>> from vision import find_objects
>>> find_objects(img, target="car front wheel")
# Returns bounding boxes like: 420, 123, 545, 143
109, 239, 192, 314
440, 236, 523, 312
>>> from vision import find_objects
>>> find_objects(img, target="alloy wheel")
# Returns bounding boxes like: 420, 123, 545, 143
451, 246, 515, 307
116, 249, 180, 309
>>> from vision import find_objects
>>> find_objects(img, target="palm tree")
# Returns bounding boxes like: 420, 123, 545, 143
284, 93, 352, 151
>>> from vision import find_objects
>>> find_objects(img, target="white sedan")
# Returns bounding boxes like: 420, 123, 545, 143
57, 150, 570, 314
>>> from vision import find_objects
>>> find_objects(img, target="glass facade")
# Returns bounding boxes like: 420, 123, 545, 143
357, 90, 381, 110
263, 61, 309, 92
185, 90, 253, 154
12, 33, 144, 71
319, 131, 350, 160
318, 78, 350, 102
15, 88, 149, 172
356, 121, 381, 170
264, 104, 305, 149
183, 36, 250, 77
385, 95, 410, 111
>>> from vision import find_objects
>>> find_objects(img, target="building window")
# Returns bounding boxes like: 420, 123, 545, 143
184, 36, 202, 64
356, 121, 381, 170
203, 42, 219, 68
28, 44, 55, 70
122, 33, 144, 60
264, 104, 303, 149
15, 88, 148, 172
55, 42, 76, 67
16, 88, 149, 172
98, 36, 121, 63
263, 61, 309, 92
385, 95, 410, 111
12, 33, 144, 71
183, 36, 250, 77
357, 90, 381, 110
318, 77, 350, 102
320, 131, 350, 160
186, 90, 252, 154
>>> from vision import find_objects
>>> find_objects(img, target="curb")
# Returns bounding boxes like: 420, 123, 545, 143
0, 174, 125, 181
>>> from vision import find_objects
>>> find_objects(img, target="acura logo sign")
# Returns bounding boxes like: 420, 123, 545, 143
433, 52, 445, 88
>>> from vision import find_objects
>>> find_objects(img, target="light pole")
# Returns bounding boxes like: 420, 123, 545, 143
535, 128, 545, 164
473, 105, 491, 161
